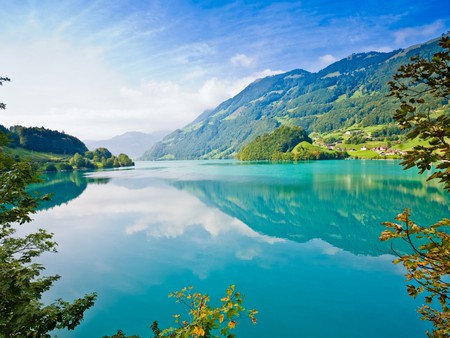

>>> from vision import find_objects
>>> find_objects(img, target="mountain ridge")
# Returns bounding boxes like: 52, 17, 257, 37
141, 34, 448, 160
85, 130, 169, 159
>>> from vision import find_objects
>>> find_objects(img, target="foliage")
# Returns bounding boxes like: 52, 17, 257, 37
103, 330, 139, 338
153, 285, 257, 338
381, 36, 450, 338
0, 78, 14, 170
344, 132, 367, 145
0, 76, 11, 110
236, 125, 311, 161
7, 125, 88, 155
0, 78, 96, 337
293, 141, 348, 160
0, 159, 97, 337
370, 124, 405, 139
0, 76, 11, 109
388, 36, 450, 191
68, 147, 134, 169
380, 210, 450, 337
104, 285, 257, 338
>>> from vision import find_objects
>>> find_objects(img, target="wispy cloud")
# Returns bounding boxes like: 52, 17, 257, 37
230, 53, 255, 68
317, 54, 338, 68
394, 20, 446, 45
0, 1, 449, 139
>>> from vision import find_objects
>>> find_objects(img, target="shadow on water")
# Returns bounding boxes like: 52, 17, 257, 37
29, 171, 111, 211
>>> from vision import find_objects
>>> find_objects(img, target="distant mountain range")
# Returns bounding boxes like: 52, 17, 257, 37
141, 34, 448, 160
85, 130, 169, 159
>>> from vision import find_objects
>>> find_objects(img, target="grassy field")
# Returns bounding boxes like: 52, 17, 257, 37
4, 147, 70, 163
311, 123, 432, 159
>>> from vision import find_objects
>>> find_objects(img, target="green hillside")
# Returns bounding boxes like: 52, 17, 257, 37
141, 35, 448, 160
0, 125, 134, 171
1, 125, 87, 155
236, 126, 311, 161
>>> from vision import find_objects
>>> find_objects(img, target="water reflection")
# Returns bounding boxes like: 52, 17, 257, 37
35, 161, 450, 257
31, 160, 440, 338
165, 161, 449, 256
30, 170, 111, 210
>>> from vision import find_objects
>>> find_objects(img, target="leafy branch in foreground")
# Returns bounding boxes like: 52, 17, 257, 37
380, 210, 450, 337
381, 35, 450, 338
0, 76, 10, 110
104, 285, 257, 338
388, 36, 450, 191
153, 285, 257, 338
0, 161, 97, 337
1, 76, 96, 337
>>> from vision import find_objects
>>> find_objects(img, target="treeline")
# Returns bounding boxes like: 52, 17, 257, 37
236, 126, 310, 160
293, 142, 349, 160
0, 125, 87, 155
236, 126, 348, 161
46, 147, 134, 172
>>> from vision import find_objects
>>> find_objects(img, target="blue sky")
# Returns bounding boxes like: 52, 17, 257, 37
0, 0, 449, 140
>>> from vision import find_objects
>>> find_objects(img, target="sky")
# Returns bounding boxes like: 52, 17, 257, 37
0, 0, 449, 140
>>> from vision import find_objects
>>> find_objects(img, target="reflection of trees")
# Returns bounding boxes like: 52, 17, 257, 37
171, 168, 450, 256
30, 171, 111, 211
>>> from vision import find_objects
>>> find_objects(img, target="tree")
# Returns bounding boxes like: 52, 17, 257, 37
69, 152, 87, 169
380, 36, 450, 338
0, 159, 97, 338
0, 76, 10, 110
104, 285, 257, 338
1, 77, 96, 337
236, 125, 312, 161
388, 36, 450, 191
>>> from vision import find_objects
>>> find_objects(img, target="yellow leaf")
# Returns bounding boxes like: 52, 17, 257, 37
192, 325, 206, 337
219, 314, 224, 323
228, 320, 237, 329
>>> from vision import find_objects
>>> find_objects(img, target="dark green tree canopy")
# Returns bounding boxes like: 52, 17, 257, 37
237, 125, 311, 161
7, 125, 88, 155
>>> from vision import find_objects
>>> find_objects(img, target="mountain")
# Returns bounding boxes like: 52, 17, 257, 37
85, 130, 169, 159
141, 35, 447, 160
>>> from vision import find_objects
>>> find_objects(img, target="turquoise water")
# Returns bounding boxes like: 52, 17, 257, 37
28, 160, 448, 337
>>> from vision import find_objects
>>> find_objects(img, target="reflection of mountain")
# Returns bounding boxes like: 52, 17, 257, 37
30, 171, 110, 211
171, 168, 450, 256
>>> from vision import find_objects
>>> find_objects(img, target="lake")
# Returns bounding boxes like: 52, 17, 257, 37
28, 160, 449, 337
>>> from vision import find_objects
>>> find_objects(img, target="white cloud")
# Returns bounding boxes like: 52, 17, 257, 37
0, 32, 286, 140
172, 42, 216, 65
394, 20, 445, 45
319, 54, 338, 65
230, 53, 255, 67
307, 54, 340, 72
228, 68, 285, 95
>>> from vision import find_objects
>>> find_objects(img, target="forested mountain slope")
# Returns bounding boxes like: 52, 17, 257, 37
142, 35, 448, 160
0, 125, 87, 155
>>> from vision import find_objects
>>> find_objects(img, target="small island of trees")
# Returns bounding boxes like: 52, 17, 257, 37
236, 125, 348, 161
65, 147, 134, 170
